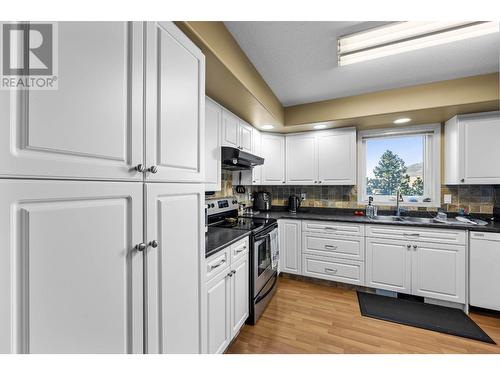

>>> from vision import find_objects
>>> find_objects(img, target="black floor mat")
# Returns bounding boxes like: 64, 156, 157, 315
357, 291, 495, 344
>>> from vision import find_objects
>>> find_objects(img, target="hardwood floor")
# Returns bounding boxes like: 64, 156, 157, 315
227, 277, 500, 354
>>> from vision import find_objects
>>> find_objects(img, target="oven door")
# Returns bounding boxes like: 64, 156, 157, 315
253, 230, 275, 295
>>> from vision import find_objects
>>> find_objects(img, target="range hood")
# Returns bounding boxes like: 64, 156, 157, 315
221, 146, 264, 170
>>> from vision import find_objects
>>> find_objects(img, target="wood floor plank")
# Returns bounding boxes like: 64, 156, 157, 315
226, 277, 500, 354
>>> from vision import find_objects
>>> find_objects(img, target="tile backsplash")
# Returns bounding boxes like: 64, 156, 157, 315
209, 170, 499, 215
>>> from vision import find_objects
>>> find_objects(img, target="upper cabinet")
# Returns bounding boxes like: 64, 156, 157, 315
261, 133, 286, 185
0, 22, 144, 181
205, 97, 222, 191
285, 128, 356, 186
221, 109, 253, 153
445, 111, 500, 185
145, 22, 205, 183
251, 127, 262, 184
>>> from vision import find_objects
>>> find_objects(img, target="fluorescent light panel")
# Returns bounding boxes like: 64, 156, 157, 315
338, 21, 500, 66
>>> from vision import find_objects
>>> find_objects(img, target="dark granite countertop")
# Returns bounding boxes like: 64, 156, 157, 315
241, 208, 500, 233
205, 227, 251, 258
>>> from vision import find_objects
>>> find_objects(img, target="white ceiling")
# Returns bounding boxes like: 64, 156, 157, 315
224, 21, 500, 107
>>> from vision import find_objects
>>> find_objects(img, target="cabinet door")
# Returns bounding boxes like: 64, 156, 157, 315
462, 115, 500, 184
411, 242, 465, 303
286, 133, 318, 185
145, 21, 205, 182
222, 110, 239, 148
0, 180, 143, 354
279, 219, 302, 275
261, 134, 286, 185
206, 271, 231, 354
252, 128, 262, 184
317, 128, 356, 185
365, 238, 411, 293
145, 183, 204, 353
205, 98, 221, 191
230, 254, 249, 339
239, 121, 253, 152
0, 22, 144, 181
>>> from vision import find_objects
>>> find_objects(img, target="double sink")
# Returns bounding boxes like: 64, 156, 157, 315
369, 215, 439, 224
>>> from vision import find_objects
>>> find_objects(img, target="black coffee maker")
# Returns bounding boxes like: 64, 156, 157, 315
288, 195, 301, 213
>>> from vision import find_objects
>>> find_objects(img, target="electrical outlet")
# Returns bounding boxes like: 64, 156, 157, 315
443, 194, 452, 204
300, 193, 306, 200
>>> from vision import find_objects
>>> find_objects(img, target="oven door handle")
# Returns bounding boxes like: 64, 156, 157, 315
255, 274, 278, 304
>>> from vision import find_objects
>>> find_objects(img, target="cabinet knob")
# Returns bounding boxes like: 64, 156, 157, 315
149, 240, 159, 248
135, 164, 145, 172
406, 244, 411, 249
282, 181, 285, 184
413, 244, 418, 250
135, 243, 146, 251
318, 181, 322, 184
148, 165, 159, 174
460, 178, 465, 183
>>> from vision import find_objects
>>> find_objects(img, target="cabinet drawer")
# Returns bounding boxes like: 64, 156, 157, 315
302, 233, 364, 260
231, 237, 249, 263
365, 224, 466, 245
302, 254, 365, 286
470, 231, 500, 241
302, 220, 364, 237
206, 247, 230, 281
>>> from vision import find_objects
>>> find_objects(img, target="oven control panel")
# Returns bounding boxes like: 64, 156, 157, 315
206, 197, 239, 216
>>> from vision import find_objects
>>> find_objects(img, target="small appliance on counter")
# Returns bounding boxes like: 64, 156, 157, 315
287, 195, 301, 213
254, 191, 271, 211
366, 196, 377, 219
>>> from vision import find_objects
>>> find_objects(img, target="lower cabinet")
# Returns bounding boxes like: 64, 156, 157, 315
204, 238, 249, 354
0, 180, 144, 354
366, 237, 466, 303
278, 219, 302, 275
302, 254, 365, 286
145, 183, 205, 354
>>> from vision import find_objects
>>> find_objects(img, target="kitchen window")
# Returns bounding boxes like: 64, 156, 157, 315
357, 124, 441, 207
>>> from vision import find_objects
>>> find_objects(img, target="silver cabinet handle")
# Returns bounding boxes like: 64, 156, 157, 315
149, 240, 159, 248
148, 165, 159, 174
403, 233, 420, 237
227, 270, 235, 277
325, 268, 338, 274
324, 245, 338, 250
235, 246, 247, 253
413, 244, 418, 250
324, 227, 337, 230
135, 243, 146, 251
135, 164, 145, 172
209, 259, 226, 270
406, 244, 411, 249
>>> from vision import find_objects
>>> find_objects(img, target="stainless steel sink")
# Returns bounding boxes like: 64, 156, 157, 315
369, 216, 406, 222
400, 216, 436, 224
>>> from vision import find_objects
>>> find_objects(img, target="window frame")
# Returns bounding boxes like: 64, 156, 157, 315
357, 124, 441, 208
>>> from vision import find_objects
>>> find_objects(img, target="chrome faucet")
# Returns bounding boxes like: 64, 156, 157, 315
395, 188, 404, 217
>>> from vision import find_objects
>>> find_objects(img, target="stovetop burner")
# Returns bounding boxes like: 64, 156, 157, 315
212, 217, 276, 233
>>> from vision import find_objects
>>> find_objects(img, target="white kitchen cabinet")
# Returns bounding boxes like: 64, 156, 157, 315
145, 183, 205, 354
285, 133, 318, 185
230, 255, 250, 339
0, 180, 143, 354
0, 22, 144, 181
470, 232, 500, 311
365, 238, 412, 294
279, 219, 302, 275
239, 121, 253, 153
222, 110, 240, 148
261, 133, 286, 185
445, 111, 500, 184
284, 128, 356, 186
205, 97, 222, 191
411, 242, 465, 303
302, 254, 365, 286
206, 266, 232, 354
252, 127, 262, 184
317, 128, 356, 185
145, 21, 205, 183
203, 238, 249, 354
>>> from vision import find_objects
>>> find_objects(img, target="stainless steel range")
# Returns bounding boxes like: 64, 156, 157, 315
206, 197, 279, 324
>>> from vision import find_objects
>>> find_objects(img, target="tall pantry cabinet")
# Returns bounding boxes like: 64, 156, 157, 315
0, 21, 205, 354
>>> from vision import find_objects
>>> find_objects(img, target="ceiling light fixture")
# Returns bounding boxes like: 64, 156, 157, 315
313, 124, 327, 129
393, 117, 411, 124
338, 21, 500, 66
261, 125, 274, 130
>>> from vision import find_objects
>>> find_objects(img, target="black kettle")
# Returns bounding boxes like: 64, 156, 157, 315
288, 195, 301, 213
